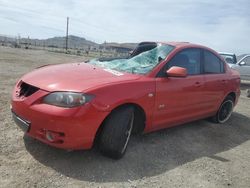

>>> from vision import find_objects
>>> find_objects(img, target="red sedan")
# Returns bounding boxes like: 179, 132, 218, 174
11, 42, 240, 159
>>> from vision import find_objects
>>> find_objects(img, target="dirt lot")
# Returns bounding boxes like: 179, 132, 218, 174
0, 47, 250, 188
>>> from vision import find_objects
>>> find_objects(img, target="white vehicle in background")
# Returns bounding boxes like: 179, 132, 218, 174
232, 55, 250, 81
219, 53, 250, 97
234, 54, 250, 98
219, 52, 250, 81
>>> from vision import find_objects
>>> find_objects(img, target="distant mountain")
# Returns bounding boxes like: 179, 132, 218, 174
0, 34, 98, 49
0, 34, 137, 51
0, 35, 15, 42
26, 35, 99, 49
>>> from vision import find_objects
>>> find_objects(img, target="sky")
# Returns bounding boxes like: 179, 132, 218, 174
0, 0, 250, 54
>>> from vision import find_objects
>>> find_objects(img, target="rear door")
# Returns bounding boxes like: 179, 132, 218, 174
153, 48, 206, 130
202, 50, 228, 113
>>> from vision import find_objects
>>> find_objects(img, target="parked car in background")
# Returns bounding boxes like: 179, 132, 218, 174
231, 54, 250, 81
11, 42, 241, 159
219, 52, 237, 67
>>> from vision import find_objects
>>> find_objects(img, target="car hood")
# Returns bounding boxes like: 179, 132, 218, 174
21, 63, 141, 92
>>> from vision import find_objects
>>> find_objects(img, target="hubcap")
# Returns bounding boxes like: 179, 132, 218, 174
218, 100, 233, 123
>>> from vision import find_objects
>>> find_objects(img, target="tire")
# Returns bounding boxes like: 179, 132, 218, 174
211, 96, 234, 123
99, 106, 134, 159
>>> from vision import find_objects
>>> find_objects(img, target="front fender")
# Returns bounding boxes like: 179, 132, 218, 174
87, 78, 156, 132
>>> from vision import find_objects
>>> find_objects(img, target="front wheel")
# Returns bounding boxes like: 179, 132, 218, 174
211, 96, 234, 123
98, 106, 134, 159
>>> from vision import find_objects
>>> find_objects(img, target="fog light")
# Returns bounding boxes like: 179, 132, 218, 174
46, 131, 55, 142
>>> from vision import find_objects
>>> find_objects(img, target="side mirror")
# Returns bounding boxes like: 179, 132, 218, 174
239, 61, 246, 66
166, 66, 187, 77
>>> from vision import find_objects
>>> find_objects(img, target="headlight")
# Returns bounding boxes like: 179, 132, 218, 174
43, 92, 94, 108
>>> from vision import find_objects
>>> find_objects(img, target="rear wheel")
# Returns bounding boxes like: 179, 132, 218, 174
99, 106, 134, 159
211, 96, 234, 123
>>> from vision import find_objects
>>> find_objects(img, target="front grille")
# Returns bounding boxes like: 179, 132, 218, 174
19, 82, 39, 97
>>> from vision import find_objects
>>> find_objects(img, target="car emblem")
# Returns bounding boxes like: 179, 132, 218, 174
148, 93, 154, 97
158, 104, 165, 109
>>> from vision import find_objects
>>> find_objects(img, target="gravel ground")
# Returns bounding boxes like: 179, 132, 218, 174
0, 47, 250, 188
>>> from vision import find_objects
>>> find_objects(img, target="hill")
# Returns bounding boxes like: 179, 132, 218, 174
23, 35, 99, 49
0, 34, 137, 51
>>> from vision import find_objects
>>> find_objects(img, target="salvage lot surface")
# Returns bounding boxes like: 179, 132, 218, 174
0, 47, 250, 188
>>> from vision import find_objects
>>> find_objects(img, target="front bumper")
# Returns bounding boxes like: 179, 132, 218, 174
12, 111, 30, 132
11, 88, 109, 150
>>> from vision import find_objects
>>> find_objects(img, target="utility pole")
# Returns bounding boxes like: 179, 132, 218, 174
17, 34, 21, 45
65, 17, 69, 51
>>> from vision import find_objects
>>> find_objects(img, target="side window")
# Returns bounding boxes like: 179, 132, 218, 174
204, 51, 224, 73
166, 48, 201, 75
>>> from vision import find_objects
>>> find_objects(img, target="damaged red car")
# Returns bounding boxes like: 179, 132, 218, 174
11, 42, 240, 159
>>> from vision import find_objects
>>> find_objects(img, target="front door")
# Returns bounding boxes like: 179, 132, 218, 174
202, 50, 228, 113
152, 48, 206, 130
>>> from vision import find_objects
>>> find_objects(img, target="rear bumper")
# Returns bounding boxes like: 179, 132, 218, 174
11, 90, 109, 150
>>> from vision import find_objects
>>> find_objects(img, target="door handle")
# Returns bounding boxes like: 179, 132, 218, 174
221, 79, 227, 84
194, 81, 202, 87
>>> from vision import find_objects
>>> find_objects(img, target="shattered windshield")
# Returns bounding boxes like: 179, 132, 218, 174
89, 44, 174, 74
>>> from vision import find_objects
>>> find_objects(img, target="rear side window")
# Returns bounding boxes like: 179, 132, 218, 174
204, 51, 224, 73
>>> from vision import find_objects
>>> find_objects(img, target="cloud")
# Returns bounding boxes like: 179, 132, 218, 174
0, 0, 249, 54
